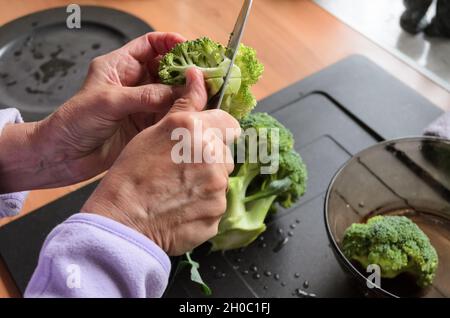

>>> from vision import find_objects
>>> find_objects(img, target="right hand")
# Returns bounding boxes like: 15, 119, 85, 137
82, 69, 241, 256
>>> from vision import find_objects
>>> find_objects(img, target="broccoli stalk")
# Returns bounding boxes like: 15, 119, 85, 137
159, 37, 264, 119
209, 113, 308, 251
342, 215, 439, 288
177, 113, 307, 294
211, 164, 291, 251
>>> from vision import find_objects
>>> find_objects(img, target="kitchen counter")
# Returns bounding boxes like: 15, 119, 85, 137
0, 0, 449, 298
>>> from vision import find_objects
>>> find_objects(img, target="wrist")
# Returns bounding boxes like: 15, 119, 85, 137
0, 121, 40, 192
81, 173, 165, 251
0, 119, 75, 192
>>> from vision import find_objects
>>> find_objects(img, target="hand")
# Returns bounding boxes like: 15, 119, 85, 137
35, 32, 187, 185
82, 69, 241, 255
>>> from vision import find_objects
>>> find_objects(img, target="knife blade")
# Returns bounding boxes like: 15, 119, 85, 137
207, 0, 253, 109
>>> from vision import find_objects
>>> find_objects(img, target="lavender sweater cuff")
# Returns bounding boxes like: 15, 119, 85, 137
0, 108, 28, 217
25, 213, 171, 298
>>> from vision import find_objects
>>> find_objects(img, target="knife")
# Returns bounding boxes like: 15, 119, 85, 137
207, 0, 253, 109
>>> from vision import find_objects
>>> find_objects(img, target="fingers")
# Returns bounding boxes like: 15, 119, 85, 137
169, 68, 207, 113
119, 32, 186, 64
121, 32, 186, 80
201, 109, 241, 143
146, 33, 187, 77
114, 84, 183, 117
91, 32, 185, 87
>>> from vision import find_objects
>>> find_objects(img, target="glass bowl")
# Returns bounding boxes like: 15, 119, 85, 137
325, 137, 450, 298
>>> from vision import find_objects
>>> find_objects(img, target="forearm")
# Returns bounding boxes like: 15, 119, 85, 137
0, 121, 71, 193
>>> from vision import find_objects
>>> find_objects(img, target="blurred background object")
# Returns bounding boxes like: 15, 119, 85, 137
400, 0, 433, 35
315, 0, 450, 92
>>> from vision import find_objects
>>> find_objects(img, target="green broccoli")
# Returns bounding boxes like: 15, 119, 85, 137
209, 113, 307, 251
342, 215, 438, 288
159, 37, 264, 119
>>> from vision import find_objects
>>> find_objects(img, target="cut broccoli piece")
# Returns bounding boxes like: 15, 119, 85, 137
159, 37, 264, 119
342, 215, 439, 288
210, 113, 307, 251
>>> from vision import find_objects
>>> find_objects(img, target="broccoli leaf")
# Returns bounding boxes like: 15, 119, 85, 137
178, 252, 212, 296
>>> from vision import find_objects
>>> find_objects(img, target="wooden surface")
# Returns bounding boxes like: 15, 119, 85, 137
0, 0, 449, 298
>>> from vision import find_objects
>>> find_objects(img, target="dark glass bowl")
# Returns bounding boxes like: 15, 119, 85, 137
325, 137, 450, 298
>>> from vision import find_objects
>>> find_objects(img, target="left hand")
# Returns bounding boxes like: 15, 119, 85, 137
34, 32, 186, 184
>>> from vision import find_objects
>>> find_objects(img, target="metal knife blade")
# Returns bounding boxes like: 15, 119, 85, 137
207, 0, 253, 109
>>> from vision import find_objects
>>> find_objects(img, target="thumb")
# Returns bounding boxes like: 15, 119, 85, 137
111, 84, 182, 119
169, 68, 207, 113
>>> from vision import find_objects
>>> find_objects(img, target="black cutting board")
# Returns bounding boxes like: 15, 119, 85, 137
0, 55, 443, 296
0, 6, 153, 122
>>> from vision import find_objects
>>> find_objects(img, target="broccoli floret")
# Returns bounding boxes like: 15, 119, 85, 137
159, 37, 264, 119
342, 215, 438, 288
209, 113, 307, 251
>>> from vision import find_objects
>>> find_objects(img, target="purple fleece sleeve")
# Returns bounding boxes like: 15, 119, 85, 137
25, 213, 171, 298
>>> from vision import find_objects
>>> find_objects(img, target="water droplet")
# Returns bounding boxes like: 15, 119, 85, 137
260, 243, 267, 248
294, 273, 300, 278
210, 265, 216, 271
303, 280, 309, 289
273, 237, 289, 253
242, 270, 249, 275
290, 224, 296, 229
252, 273, 261, 280
233, 265, 240, 270
264, 271, 272, 277
250, 265, 258, 272
295, 288, 308, 297
288, 231, 294, 237
277, 228, 283, 235
235, 258, 242, 263
259, 236, 265, 241
358, 202, 365, 208
346, 204, 350, 208
281, 282, 286, 287
295, 219, 301, 224
263, 285, 268, 290
214, 271, 225, 279
239, 248, 246, 253
274, 274, 280, 281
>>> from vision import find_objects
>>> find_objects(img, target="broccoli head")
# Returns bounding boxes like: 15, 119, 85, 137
342, 215, 438, 288
209, 113, 307, 251
159, 37, 264, 119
